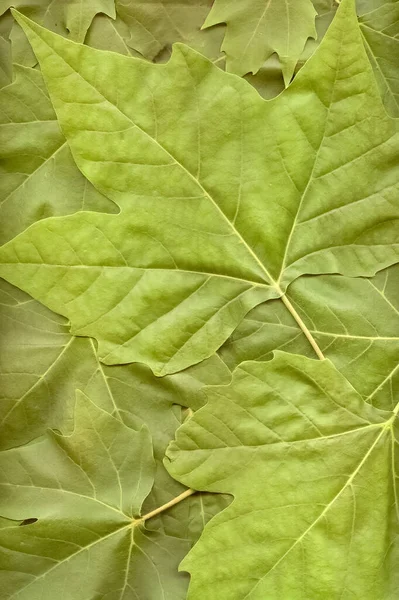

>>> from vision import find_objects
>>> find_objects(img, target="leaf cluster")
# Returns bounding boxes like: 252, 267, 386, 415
0, 0, 398, 598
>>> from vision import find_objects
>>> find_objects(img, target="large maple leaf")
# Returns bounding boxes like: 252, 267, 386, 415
202, 0, 317, 82
166, 352, 399, 599
0, 0, 398, 375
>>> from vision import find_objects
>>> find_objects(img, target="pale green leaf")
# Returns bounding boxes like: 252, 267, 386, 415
358, 0, 399, 37
85, 13, 143, 57
202, 0, 317, 83
0, 10, 12, 89
361, 24, 399, 116
1, 0, 398, 375
0, 393, 193, 600
0, 64, 115, 244
2, 0, 115, 71
0, 277, 230, 445
64, 0, 115, 43
114, 0, 224, 62
0, 278, 229, 558
166, 352, 399, 599
219, 264, 399, 410
0, 279, 100, 449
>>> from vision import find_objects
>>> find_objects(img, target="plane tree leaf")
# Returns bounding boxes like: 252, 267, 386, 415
1, 1, 116, 71
361, 23, 399, 116
0, 278, 101, 450
0, 64, 115, 245
219, 264, 399, 411
0, 11, 12, 89
0, 277, 230, 448
0, 278, 229, 584
202, 0, 317, 83
166, 352, 399, 599
0, 391, 196, 600
85, 12, 144, 57
358, 0, 399, 37
0, 0, 397, 375
113, 0, 224, 63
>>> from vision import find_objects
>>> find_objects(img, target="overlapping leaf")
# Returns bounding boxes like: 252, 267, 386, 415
0, 0, 397, 376
0, 279, 230, 595
166, 352, 399, 599
1, 0, 116, 69
361, 23, 399, 116
219, 264, 399, 410
202, 0, 317, 83
0, 64, 115, 244
113, 0, 224, 63
0, 393, 195, 600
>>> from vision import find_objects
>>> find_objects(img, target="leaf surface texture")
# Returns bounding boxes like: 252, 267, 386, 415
0, 0, 398, 374
166, 352, 399, 599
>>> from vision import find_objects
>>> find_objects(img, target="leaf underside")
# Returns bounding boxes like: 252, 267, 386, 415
0, 0, 398, 375
0, 1, 398, 599
166, 352, 399, 599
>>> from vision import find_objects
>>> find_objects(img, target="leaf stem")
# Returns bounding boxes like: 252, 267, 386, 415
280, 293, 325, 360
135, 488, 196, 525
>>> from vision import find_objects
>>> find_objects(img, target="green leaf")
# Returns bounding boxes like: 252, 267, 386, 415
85, 12, 143, 57
1, 1, 116, 72
0, 64, 116, 244
361, 24, 399, 117
219, 264, 399, 410
0, 392, 193, 600
166, 352, 399, 599
1, 0, 398, 375
0, 0, 115, 42
358, 0, 399, 37
202, 0, 317, 83
0, 279, 100, 450
0, 279, 229, 558
64, 0, 116, 43
114, 0, 224, 62
0, 276, 230, 445
0, 11, 12, 89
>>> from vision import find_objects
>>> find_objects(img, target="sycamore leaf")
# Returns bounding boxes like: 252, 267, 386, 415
0, 279, 230, 596
64, 0, 116, 42
1, 0, 398, 375
202, 0, 317, 83
0, 11, 12, 89
219, 264, 399, 410
0, 279, 100, 450
0, 392, 194, 600
0, 0, 115, 42
85, 12, 144, 57
361, 24, 399, 116
358, 0, 399, 37
166, 352, 399, 599
1, 1, 116, 71
0, 64, 115, 245
0, 277, 230, 448
114, 0, 224, 62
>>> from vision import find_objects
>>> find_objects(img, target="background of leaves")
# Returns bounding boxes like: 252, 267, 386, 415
0, 1, 398, 598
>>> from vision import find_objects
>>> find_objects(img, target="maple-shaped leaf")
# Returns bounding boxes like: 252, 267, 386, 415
0, 0, 398, 375
0, 64, 115, 245
0, 0, 115, 42
0, 11, 12, 89
219, 264, 399, 411
1, 0, 116, 70
113, 0, 224, 63
361, 23, 399, 117
0, 279, 230, 449
166, 352, 399, 599
202, 0, 317, 83
0, 391, 196, 600
0, 278, 230, 596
